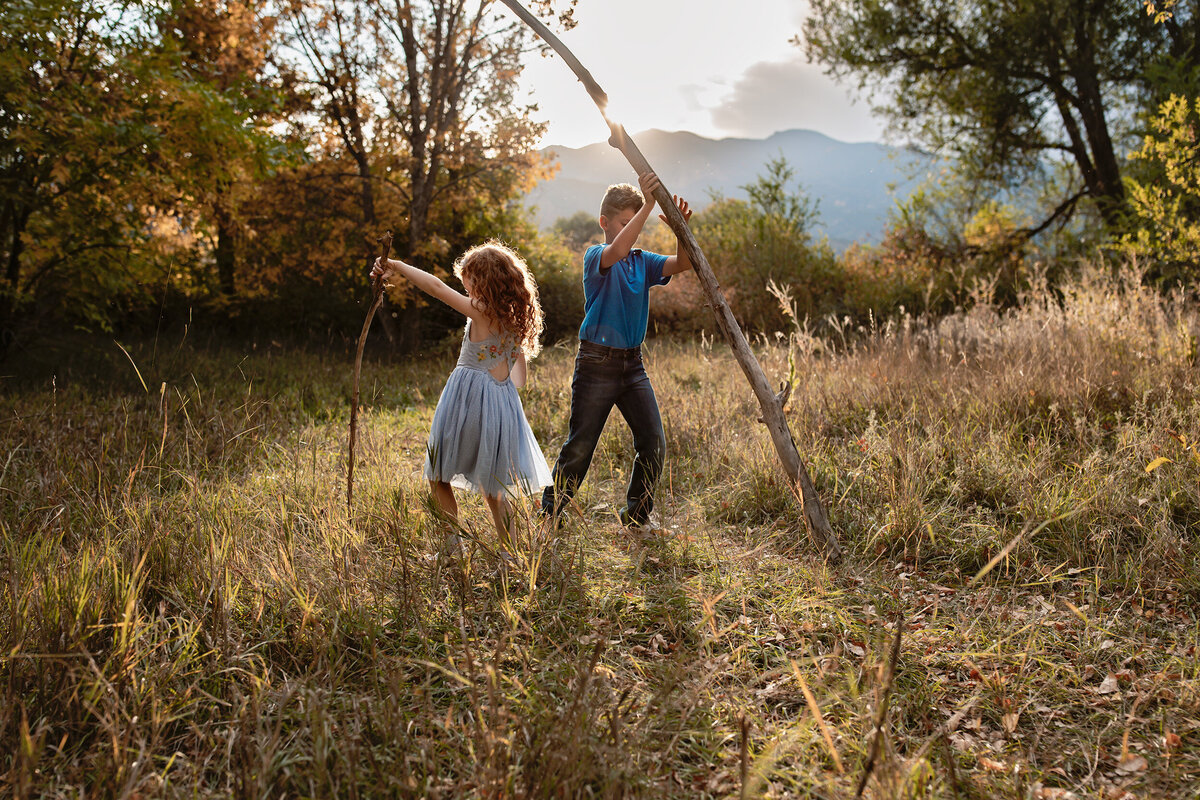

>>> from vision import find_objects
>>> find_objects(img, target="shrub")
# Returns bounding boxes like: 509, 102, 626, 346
1120, 93, 1200, 287
656, 158, 844, 335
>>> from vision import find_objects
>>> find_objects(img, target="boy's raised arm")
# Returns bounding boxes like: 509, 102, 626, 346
599, 172, 660, 270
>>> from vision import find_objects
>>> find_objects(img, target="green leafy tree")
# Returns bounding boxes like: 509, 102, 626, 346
1121, 94, 1200, 284
159, 0, 299, 297
1, 0, 166, 335
0, 0, 289, 341
693, 157, 841, 332
551, 210, 600, 252
802, 0, 1197, 233
841, 164, 1049, 316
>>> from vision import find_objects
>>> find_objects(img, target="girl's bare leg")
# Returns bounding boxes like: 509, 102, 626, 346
430, 480, 458, 524
484, 493, 514, 552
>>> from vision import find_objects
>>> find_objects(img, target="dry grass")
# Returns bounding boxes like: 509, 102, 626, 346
2, 264, 1198, 798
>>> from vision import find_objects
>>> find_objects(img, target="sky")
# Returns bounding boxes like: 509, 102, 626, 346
512, 0, 889, 149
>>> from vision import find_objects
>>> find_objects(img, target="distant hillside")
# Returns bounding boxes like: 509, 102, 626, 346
524, 129, 929, 249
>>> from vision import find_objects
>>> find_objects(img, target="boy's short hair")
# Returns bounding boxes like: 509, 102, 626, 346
600, 183, 644, 219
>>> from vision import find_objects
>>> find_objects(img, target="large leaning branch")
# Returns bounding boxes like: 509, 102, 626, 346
498, 0, 842, 562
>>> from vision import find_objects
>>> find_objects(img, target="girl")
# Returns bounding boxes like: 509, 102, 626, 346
371, 241, 551, 551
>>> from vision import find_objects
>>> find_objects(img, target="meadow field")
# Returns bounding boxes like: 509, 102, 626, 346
2, 266, 1199, 798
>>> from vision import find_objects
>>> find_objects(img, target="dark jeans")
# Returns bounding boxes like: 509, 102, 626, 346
541, 340, 666, 524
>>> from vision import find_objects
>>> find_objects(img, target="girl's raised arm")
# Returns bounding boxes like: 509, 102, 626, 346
371, 258, 487, 324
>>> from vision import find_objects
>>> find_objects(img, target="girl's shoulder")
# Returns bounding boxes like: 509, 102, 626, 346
466, 313, 507, 342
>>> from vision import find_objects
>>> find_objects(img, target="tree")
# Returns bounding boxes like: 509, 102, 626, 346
279, 0, 556, 346
1120, 94, 1200, 283
694, 158, 841, 331
158, 0, 298, 296
283, 0, 381, 229
282, 0, 554, 259
0, 0, 273, 338
802, 0, 1197, 233
372, 0, 551, 257
551, 210, 600, 251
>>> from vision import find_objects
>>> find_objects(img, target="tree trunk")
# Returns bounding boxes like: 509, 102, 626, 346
350, 150, 398, 345
0, 197, 11, 279
496, 0, 843, 562
1, 204, 29, 356
1077, 100, 1125, 229
215, 208, 236, 295
350, 141, 377, 226
6, 203, 27, 288
1070, 21, 1125, 229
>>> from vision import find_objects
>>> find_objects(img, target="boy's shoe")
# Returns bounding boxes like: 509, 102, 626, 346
538, 505, 565, 531
619, 507, 664, 539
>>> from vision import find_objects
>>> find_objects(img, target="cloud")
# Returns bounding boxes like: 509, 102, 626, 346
788, 1, 814, 30
709, 55, 885, 143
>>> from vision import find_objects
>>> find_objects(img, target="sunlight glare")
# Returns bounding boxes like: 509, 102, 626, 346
600, 91, 647, 135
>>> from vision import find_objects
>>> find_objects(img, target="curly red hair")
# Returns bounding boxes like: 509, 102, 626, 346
454, 241, 544, 359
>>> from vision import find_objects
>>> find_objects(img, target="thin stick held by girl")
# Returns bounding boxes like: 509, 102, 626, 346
371, 241, 551, 550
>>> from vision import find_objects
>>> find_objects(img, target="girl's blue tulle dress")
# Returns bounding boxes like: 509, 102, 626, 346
424, 320, 552, 497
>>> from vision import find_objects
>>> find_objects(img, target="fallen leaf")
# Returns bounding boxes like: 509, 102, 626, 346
1002, 712, 1020, 733
1096, 674, 1121, 695
844, 640, 865, 657
1035, 787, 1079, 799
979, 756, 1008, 772
1145, 456, 1171, 473
1116, 754, 1147, 774
949, 732, 976, 751
1164, 731, 1182, 750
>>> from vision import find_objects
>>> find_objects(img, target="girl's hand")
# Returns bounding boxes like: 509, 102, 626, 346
370, 258, 392, 284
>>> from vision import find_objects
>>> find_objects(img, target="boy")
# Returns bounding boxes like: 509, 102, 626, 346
542, 171, 693, 529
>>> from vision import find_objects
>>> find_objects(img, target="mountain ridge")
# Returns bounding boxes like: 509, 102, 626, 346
524, 128, 928, 249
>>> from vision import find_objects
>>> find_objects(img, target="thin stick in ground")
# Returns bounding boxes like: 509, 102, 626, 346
855, 625, 903, 798
348, 230, 393, 512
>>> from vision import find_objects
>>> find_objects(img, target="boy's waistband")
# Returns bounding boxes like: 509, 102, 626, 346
578, 339, 641, 356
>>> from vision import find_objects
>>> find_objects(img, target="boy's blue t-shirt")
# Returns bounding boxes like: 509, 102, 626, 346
578, 244, 670, 349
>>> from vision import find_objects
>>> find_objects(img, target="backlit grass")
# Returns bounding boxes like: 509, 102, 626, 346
2, 265, 1198, 798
